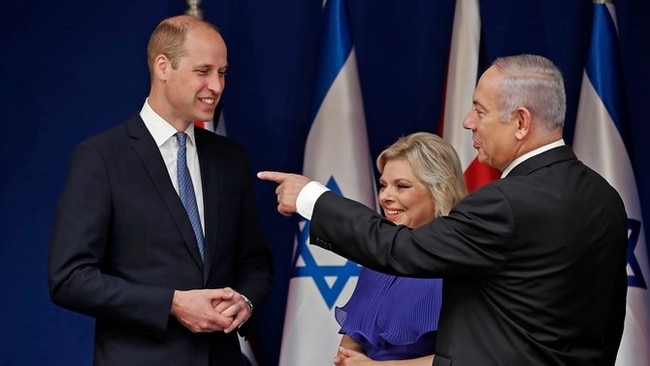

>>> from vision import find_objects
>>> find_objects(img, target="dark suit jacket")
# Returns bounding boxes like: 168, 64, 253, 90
309, 146, 627, 366
49, 115, 273, 366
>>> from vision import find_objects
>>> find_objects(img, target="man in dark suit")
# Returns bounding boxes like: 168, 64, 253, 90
49, 15, 273, 366
259, 54, 627, 365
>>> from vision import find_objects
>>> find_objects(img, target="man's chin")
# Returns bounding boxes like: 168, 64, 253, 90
476, 152, 488, 165
195, 113, 215, 123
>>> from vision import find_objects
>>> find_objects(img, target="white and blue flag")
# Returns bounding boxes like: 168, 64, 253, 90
278, 0, 377, 364
573, 1, 650, 365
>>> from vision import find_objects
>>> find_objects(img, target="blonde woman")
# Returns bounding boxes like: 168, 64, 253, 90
334, 132, 467, 365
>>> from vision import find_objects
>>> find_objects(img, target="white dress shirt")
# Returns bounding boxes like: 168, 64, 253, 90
139, 99, 205, 234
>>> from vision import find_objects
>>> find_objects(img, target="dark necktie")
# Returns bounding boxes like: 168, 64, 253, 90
175, 132, 206, 261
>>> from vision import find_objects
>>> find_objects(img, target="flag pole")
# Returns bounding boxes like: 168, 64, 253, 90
186, 0, 203, 19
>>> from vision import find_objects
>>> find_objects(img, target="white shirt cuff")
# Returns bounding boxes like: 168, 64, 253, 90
296, 181, 329, 220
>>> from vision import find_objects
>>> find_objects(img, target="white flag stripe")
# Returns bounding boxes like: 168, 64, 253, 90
280, 272, 359, 364
575, 79, 637, 190
240, 335, 259, 366
279, 0, 377, 363
573, 3, 650, 365
303, 49, 376, 208
576, 74, 650, 365
442, 0, 480, 170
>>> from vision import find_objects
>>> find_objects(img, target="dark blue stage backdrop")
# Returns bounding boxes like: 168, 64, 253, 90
1, 1, 648, 365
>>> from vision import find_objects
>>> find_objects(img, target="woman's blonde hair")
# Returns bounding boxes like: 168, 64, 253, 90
377, 132, 467, 217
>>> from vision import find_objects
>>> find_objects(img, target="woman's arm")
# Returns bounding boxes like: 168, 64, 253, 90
338, 334, 364, 353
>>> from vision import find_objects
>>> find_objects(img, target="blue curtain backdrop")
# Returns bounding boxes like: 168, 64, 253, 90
1, 1, 648, 365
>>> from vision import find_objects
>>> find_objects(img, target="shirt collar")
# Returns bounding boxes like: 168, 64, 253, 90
139, 98, 196, 147
501, 139, 566, 178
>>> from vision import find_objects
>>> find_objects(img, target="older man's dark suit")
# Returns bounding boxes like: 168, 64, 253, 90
309, 146, 627, 366
49, 115, 273, 366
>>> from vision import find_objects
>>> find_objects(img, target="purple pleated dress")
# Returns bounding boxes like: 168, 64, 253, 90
335, 267, 442, 360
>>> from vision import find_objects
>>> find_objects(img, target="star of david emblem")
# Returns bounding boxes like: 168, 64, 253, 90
627, 218, 647, 289
290, 176, 361, 309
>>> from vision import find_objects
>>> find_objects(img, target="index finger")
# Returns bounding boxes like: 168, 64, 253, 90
257, 171, 291, 184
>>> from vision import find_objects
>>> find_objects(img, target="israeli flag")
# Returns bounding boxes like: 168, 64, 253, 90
278, 0, 377, 364
573, 2, 650, 365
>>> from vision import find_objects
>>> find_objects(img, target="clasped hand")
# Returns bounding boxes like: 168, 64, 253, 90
333, 347, 374, 366
171, 287, 252, 333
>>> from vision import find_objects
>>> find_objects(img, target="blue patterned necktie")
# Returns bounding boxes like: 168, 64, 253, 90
175, 132, 206, 261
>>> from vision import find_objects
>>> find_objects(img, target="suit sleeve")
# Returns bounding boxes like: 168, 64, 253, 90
48, 141, 173, 335
309, 186, 516, 278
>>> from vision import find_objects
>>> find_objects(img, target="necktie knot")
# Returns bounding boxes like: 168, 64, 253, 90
176, 131, 187, 149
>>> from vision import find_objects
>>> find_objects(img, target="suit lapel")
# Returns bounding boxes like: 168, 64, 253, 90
126, 115, 205, 269
196, 128, 220, 283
